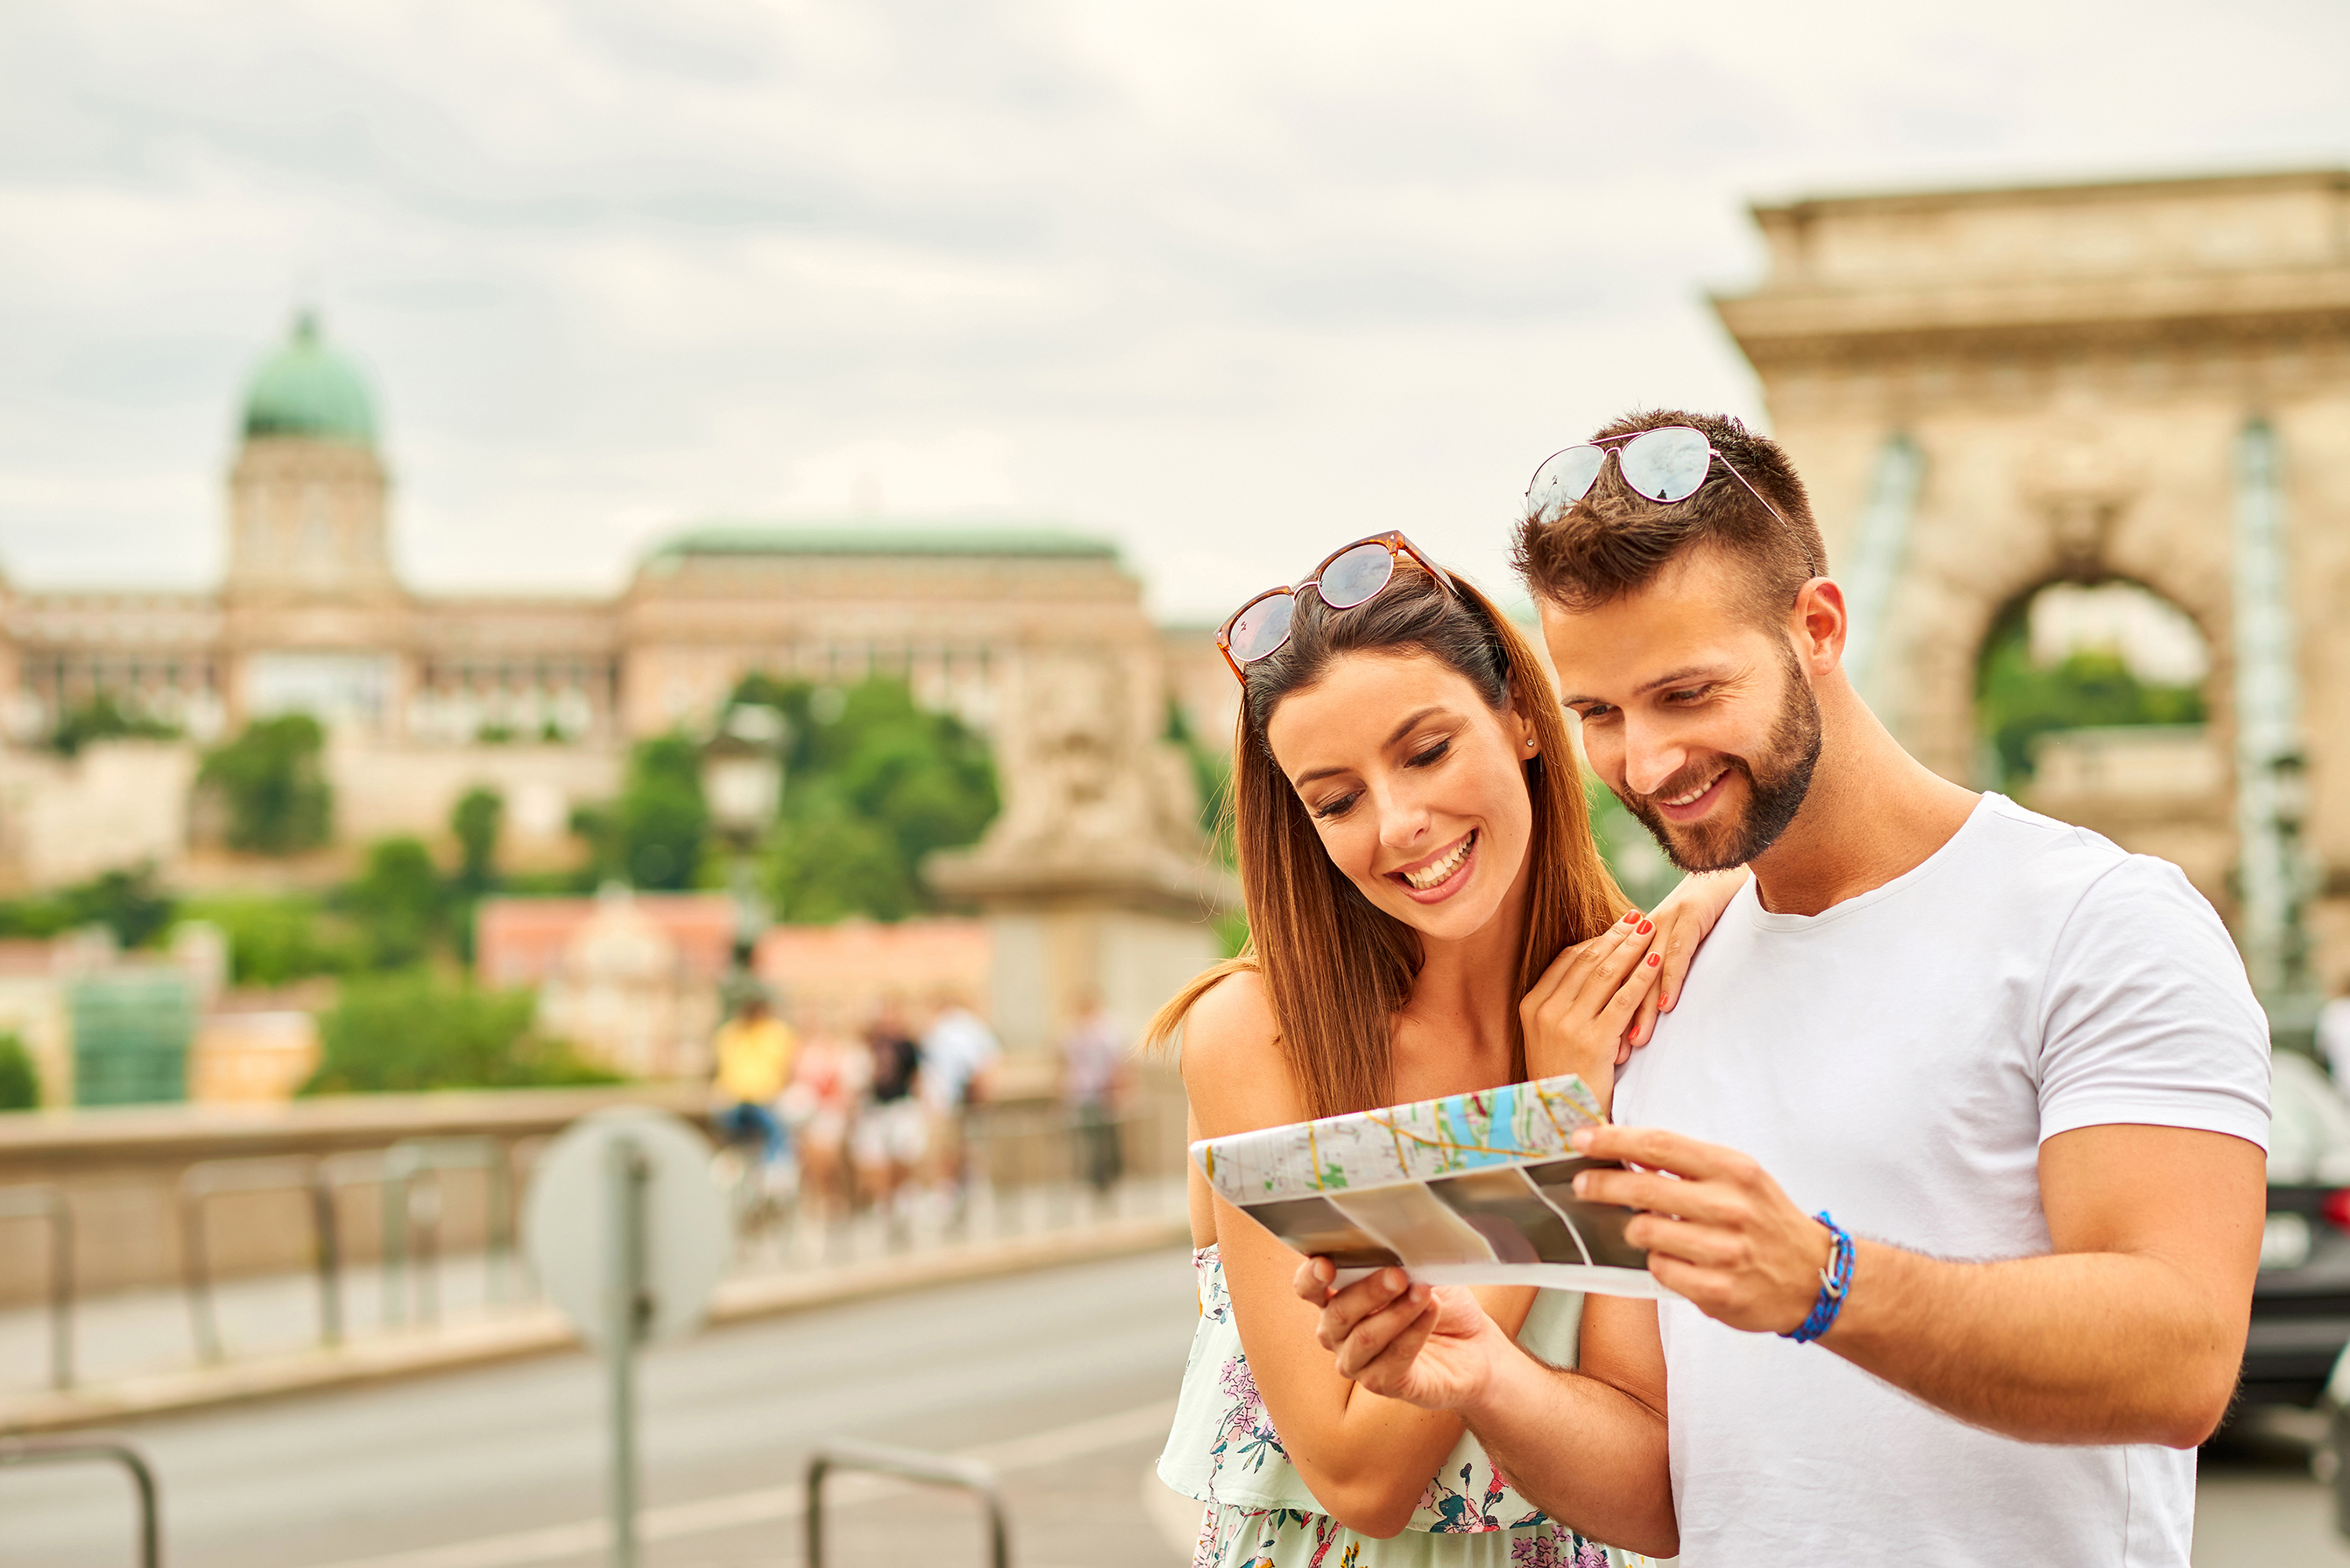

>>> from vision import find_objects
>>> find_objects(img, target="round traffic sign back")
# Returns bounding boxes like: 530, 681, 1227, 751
524, 1106, 730, 1348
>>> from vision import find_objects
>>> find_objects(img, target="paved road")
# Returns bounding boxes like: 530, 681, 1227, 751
2, 1248, 1203, 1568
7, 1244, 2350, 1566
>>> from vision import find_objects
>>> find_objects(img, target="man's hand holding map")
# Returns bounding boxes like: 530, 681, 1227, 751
1192, 1072, 1672, 1299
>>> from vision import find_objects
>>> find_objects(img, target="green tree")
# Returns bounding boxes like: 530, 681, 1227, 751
302, 970, 619, 1094
198, 714, 333, 854
179, 894, 360, 986
451, 786, 504, 894
768, 799, 913, 921
60, 864, 177, 949
614, 735, 708, 890
448, 786, 504, 963
1975, 615, 2207, 787
1165, 699, 1234, 865
0, 863, 179, 948
0, 1034, 37, 1111
50, 693, 179, 757
741, 676, 999, 921
342, 836, 443, 968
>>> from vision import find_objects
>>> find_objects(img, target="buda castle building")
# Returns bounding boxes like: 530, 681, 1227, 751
0, 315, 1235, 902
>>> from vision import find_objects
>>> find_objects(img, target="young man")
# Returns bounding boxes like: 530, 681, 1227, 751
1299, 410, 2271, 1564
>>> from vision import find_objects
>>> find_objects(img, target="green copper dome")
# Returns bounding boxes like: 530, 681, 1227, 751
240, 312, 378, 446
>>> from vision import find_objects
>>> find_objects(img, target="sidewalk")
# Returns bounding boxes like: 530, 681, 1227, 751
0, 1174, 1189, 1435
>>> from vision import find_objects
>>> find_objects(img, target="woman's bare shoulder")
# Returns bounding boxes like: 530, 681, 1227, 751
1180, 970, 1303, 1134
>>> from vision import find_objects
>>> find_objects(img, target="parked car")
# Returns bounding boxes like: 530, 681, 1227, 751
2246, 1051, 2350, 1410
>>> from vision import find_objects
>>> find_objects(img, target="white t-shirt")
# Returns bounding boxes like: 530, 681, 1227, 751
920, 1006, 1002, 1110
1613, 793, 2270, 1567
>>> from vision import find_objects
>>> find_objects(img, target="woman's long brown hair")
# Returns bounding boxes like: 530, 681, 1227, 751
1147, 563, 1625, 1118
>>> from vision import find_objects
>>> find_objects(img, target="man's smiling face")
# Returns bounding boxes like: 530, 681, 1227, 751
1539, 546, 1822, 873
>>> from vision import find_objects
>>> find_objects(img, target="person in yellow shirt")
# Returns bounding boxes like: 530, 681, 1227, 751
711, 992, 797, 1178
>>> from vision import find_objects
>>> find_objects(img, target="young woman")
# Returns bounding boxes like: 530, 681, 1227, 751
1149, 533, 1741, 1568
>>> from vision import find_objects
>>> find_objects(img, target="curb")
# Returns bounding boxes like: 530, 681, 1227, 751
0, 1216, 1191, 1436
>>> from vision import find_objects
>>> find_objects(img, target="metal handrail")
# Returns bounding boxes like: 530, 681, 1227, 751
179, 1158, 341, 1363
0, 1183, 74, 1389
804, 1438, 1008, 1568
379, 1136, 516, 1328
0, 1433, 162, 1568
964, 1101, 1159, 1233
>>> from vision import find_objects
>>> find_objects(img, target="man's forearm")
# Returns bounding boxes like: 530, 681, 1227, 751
1461, 1344, 1676, 1556
1822, 1241, 2242, 1447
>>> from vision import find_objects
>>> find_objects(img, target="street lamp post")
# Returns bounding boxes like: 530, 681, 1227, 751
703, 705, 785, 997
2230, 417, 2320, 1053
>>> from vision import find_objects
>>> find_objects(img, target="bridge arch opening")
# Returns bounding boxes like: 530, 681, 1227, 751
1971, 577, 2229, 908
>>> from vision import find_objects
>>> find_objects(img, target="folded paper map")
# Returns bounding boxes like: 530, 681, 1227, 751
1192, 1073, 1674, 1299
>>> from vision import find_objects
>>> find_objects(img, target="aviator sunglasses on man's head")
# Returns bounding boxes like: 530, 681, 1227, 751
1525, 425, 1795, 531
1216, 530, 1455, 682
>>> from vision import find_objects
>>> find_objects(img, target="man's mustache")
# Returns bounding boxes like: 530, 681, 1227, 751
1622, 757, 1744, 813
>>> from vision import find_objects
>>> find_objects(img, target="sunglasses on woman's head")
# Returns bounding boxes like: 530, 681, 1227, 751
1524, 425, 1795, 533
1216, 531, 1455, 682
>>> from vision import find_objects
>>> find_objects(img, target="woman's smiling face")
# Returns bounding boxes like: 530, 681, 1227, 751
1263, 650, 1538, 944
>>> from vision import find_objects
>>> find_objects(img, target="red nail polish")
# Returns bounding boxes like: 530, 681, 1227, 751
1622, 909, 1640, 924
1637, 919, 1654, 935
1646, 952, 1661, 966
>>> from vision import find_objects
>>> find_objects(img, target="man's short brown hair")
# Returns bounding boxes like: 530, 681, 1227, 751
1511, 409, 1827, 623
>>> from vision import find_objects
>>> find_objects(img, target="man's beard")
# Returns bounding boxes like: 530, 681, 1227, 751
1621, 660, 1823, 873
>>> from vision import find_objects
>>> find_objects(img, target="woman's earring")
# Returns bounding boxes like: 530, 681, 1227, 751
1524, 739, 1537, 749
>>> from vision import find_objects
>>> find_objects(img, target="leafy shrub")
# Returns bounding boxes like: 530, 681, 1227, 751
452, 787, 503, 894
1166, 699, 1233, 865
572, 736, 709, 890
302, 970, 619, 1094
1976, 617, 2206, 788
341, 836, 443, 968
616, 735, 709, 889
0, 863, 178, 949
743, 676, 998, 920
198, 714, 333, 854
0, 1034, 37, 1111
50, 693, 179, 757
177, 894, 361, 986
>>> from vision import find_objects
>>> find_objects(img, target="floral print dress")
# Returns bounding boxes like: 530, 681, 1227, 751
1158, 1246, 1658, 1568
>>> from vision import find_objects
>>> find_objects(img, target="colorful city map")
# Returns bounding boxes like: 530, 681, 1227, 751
1195, 1073, 1606, 1206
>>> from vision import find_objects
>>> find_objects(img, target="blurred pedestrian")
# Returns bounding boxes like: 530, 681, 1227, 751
920, 987, 1002, 1213
709, 992, 794, 1190
782, 1004, 867, 1226
1058, 988, 1129, 1198
853, 995, 929, 1227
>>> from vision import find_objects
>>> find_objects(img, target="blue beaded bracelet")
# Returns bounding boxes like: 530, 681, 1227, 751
1783, 1211, 1854, 1345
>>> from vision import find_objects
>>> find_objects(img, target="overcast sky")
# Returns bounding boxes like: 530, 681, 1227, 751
4, 1, 2346, 622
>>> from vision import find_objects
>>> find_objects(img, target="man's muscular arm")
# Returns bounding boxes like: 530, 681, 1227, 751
1302, 1265, 1678, 1557
1571, 1120, 2264, 1447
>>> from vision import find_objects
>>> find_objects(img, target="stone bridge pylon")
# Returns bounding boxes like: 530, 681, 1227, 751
1714, 169, 2350, 1023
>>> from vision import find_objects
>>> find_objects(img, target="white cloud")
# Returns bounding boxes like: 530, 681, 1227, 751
0, 0, 2343, 618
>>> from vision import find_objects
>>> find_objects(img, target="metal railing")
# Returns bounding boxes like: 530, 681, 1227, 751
0, 1183, 74, 1389
804, 1438, 1008, 1568
964, 1101, 1177, 1230
0, 1433, 161, 1568
379, 1136, 518, 1328
179, 1158, 341, 1363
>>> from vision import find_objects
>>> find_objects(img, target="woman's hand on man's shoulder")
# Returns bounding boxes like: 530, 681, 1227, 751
1521, 913, 1667, 1110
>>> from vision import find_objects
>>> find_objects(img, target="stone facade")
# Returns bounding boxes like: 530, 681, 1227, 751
0, 319, 1233, 943
1713, 168, 2350, 993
